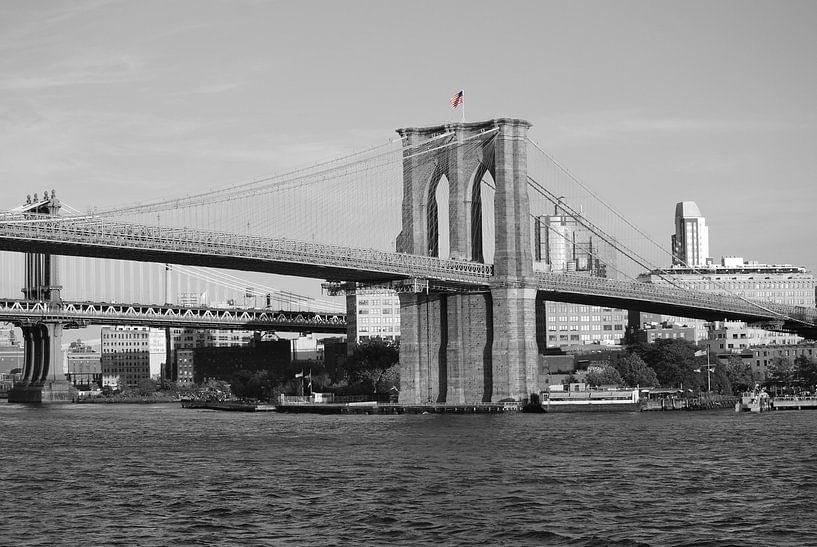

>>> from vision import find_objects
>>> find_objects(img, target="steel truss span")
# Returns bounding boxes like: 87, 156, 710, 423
0, 299, 347, 333
0, 214, 814, 337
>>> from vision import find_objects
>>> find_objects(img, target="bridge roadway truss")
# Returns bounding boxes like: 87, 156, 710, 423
0, 299, 346, 333
0, 213, 814, 337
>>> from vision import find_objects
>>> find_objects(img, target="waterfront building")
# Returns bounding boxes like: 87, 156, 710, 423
192, 338, 291, 384
101, 326, 166, 388
671, 201, 710, 267
346, 288, 401, 343
168, 327, 256, 383
65, 339, 102, 388
634, 322, 697, 344
637, 257, 815, 341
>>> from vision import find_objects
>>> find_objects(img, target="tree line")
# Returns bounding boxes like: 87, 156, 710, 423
581, 338, 817, 396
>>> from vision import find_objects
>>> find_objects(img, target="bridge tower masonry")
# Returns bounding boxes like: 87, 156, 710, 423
8, 191, 74, 403
396, 119, 539, 404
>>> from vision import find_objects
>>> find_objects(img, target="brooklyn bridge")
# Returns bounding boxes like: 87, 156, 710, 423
1, 118, 814, 403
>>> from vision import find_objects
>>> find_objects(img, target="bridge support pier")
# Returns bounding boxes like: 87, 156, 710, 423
444, 293, 492, 404
8, 192, 73, 403
8, 322, 73, 403
398, 293, 445, 404
396, 118, 540, 405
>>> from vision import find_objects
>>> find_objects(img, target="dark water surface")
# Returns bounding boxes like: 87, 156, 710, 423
1, 404, 815, 546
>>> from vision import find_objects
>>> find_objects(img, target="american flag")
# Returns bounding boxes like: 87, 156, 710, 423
450, 90, 463, 109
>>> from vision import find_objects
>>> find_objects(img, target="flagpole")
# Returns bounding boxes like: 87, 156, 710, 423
707, 352, 711, 392
461, 90, 465, 123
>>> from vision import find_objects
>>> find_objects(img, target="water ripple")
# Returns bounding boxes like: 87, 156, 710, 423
1, 405, 815, 545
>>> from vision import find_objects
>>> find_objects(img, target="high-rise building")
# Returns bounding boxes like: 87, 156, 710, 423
346, 289, 401, 343
101, 326, 166, 387
671, 201, 710, 267
534, 210, 615, 277
533, 209, 627, 349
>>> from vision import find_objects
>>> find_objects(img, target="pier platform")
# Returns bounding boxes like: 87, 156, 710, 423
275, 402, 521, 415
772, 396, 817, 411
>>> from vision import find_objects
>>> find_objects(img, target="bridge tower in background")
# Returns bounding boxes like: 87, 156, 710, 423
396, 119, 539, 404
8, 191, 73, 403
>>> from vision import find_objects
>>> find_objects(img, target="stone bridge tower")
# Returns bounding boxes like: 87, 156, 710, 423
8, 191, 73, 403
395, 118, 539, 404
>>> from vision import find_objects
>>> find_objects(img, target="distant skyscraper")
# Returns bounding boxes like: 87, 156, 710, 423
533, 208, 627, 349
671, 201, 710, 267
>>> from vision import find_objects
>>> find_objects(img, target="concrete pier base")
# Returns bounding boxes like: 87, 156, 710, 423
8, 380, 75, 403
8, 322, 72, 404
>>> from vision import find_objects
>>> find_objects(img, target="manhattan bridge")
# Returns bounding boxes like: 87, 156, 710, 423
1, 118, 814, 403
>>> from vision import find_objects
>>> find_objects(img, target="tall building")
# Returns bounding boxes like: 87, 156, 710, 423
671, 201, 710, 267
534, 209, 616, 277
346, 289, 401, 343
533, 209, 627, 349
101, 326, 166, 388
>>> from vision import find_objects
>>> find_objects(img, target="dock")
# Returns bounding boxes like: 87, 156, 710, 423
772, 396, 817, 411
275, 402, 521, 415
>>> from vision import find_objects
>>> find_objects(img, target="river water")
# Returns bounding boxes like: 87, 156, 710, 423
0, 404, 815, 546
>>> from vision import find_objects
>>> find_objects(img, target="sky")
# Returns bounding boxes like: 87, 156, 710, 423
1, 0, 816, 298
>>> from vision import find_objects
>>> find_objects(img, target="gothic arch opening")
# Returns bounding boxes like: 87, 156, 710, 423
427, 173, 450, 258
469, 165, 495, 264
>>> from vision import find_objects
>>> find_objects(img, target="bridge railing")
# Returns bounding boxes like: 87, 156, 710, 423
0, 213, 494, 284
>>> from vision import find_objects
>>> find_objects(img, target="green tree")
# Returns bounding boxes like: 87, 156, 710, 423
767, 357, 795, 389
137, 378, 157, 396
707, 362, 733, 395
632, 339, 702, 390
795, 355, 817, 391
613, 353, 659, 387
724, 355, 754, 394
345, 339, 399, 392
585, 365, 623, 387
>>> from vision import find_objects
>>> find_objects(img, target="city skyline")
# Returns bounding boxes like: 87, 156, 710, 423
1, 0, 815, 298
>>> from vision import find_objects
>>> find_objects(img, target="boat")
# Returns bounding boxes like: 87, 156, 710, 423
180, 398, 275, 412
541, 387, 642, 412
735, 388, 771, 413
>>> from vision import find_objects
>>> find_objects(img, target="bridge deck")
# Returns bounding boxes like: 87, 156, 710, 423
0, 213, 814, 337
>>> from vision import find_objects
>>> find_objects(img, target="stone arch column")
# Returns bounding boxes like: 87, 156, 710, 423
30, 325, 45, 385
21, 326, 35, 383
396, 119, 538, 404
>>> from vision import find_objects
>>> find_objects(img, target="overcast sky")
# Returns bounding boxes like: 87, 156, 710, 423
2, 0, 816, 289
